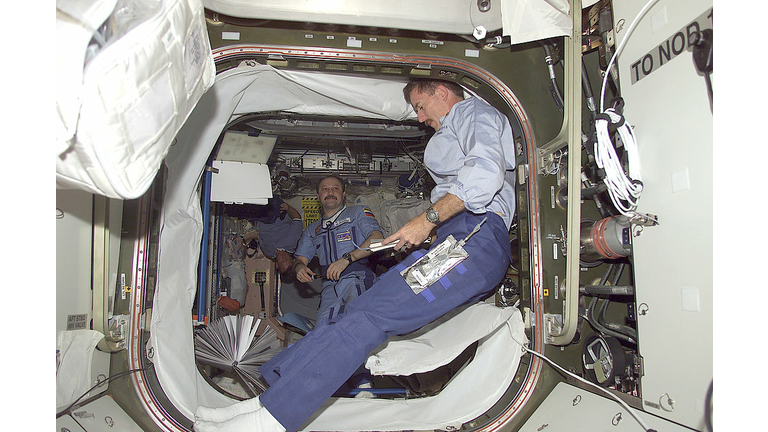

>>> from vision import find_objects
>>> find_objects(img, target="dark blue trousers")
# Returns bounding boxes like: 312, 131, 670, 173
259, 212, 511, 431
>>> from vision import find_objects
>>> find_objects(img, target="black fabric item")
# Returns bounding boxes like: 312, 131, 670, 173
391, 341, 478, 396
224, 197, 285, 223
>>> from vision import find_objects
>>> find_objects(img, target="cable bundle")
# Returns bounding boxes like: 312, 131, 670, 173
594, 107, 643, 216
591, 0, 659, 217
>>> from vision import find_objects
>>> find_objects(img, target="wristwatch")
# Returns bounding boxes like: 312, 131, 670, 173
426, 206, 440, 224
342, 252, 354, 264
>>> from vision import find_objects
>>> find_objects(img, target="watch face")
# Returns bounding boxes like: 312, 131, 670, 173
426, 208, 439, 223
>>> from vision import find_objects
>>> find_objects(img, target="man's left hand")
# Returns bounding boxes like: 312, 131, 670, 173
326, 259, 349, 280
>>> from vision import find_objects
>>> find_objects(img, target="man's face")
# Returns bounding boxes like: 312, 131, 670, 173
408, 86, 449, 130
317, 177, 346, 214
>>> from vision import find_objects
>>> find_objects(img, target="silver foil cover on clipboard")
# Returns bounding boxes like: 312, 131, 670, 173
400, 235, 468, 295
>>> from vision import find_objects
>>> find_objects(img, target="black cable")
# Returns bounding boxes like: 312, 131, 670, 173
56, 366, 151, 418
542, 43, 565, 114
691, 29, 713, 113
581, 57, 598, 120
705, 380, 713, 432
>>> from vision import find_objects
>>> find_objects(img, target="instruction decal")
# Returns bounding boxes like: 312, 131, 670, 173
67, 314, 88, 330
629, 8, 712, 84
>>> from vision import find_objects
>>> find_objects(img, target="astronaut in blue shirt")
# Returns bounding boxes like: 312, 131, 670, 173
292, 175, 384, 327
243, 199, 304, 277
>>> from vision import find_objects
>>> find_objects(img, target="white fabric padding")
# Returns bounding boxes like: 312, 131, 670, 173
302, 307, 528, 431
56, 0, 118, 154
152, 64, 415, 420
190, 304, 527, 432
56, 0, 215, 199
365, 301, 515, 376
56, 329, 105, 410
501, 0, 572, 45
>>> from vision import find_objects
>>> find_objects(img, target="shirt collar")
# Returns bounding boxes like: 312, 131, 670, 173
322, 205, 346, 228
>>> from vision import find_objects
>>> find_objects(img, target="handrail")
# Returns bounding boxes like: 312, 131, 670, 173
92, 195, 125, 352
543, 1, 582, 346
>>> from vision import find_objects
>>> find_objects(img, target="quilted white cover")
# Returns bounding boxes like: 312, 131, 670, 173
56, 0, 215, 199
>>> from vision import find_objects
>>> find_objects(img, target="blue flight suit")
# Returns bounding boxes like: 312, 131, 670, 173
225, 197, 302, 259
257, 216, 303, 259
259, 96, 517, 432
294, 205, 381, 326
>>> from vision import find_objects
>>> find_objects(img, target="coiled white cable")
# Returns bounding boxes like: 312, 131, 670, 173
594, 109, 643, 216
594, 0, 659, 217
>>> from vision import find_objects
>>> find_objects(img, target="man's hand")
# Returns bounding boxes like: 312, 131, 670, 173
280, 202, 302, 220
294, 261, 315, 283
326, 259, 349, 281
382, 193, 465, 252
382, 216, 433, 253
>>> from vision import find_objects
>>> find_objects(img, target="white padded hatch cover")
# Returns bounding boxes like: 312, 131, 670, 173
56, 0, 215, 199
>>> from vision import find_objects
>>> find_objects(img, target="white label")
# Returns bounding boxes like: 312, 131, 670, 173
67, 314, 88, 330
681, 286, 700, 312
184, 22, 205, 93
465, 49, 480, 58
412, 269, 428, 286
347, 38, 362, 48
551, 186, 556, 208
221, 31, 240, 41
671, 168, 690, 193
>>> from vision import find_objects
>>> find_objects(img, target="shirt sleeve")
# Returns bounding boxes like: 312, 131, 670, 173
294, 224, 315, 260
448, 101, 508, 213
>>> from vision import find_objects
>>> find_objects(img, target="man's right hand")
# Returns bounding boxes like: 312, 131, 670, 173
294, 263, 316, 283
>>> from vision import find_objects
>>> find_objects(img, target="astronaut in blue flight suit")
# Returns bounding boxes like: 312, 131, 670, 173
240, 198, 304, 276
194, 78, 516, 432
292, 175, 384, 327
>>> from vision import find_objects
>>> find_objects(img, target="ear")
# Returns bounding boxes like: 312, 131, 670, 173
435, 84, 449, 101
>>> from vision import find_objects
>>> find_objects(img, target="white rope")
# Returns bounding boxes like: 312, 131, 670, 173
599, 0, 660, 112
594, 109, 643, 216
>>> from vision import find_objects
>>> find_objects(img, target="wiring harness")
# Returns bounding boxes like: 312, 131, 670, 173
594, 100, 643, 216
592, 0, 660, 221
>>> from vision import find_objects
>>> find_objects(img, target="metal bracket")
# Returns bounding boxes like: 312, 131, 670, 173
544, 314, 564, 343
